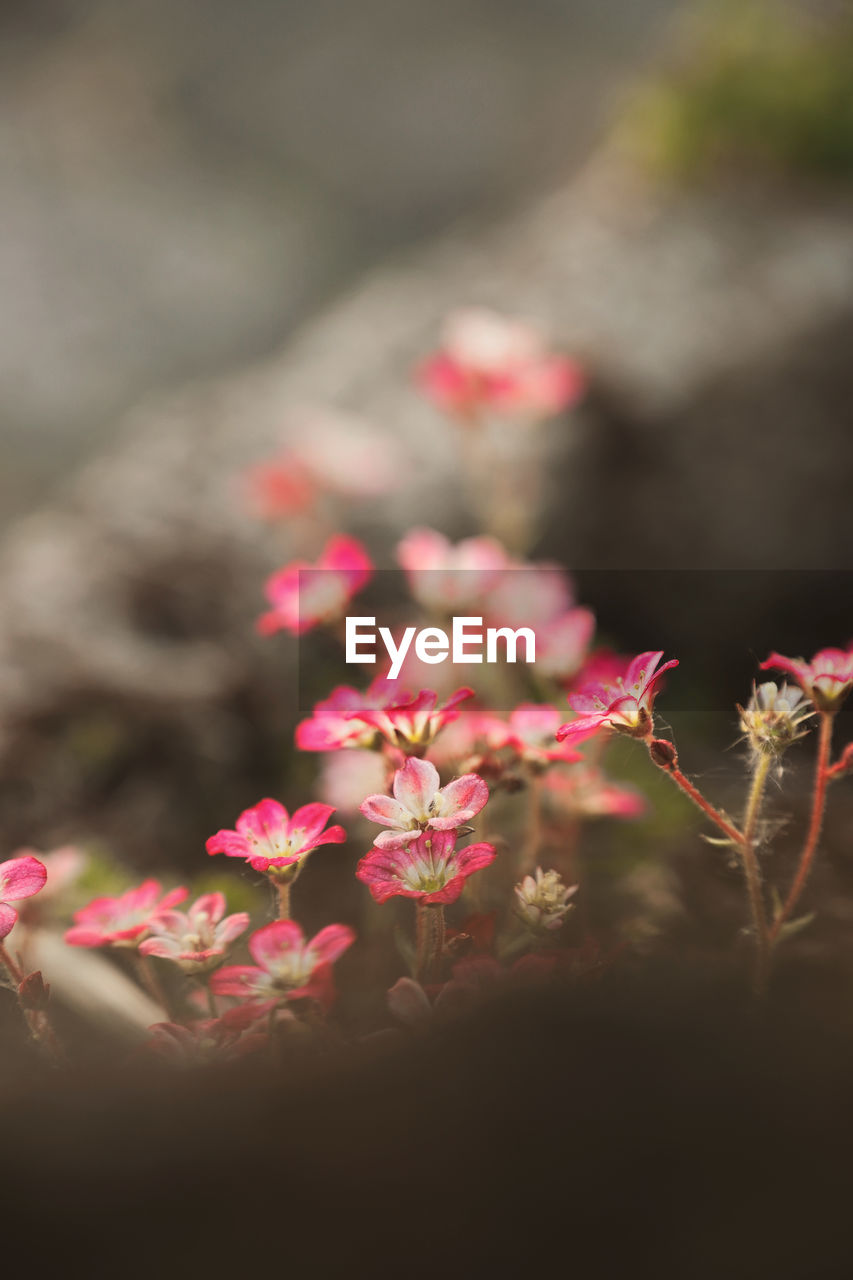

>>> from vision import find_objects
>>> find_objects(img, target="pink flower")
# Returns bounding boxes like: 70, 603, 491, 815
533, 608, 596, 681
485, 563, 575, 631
296, 678, 407, 752
557, 650, 679, 745
65, 880, 189, 949
206, 799, 346, 875
505, 704, 585, 767
417, 308, 585, 422
760, 645, 853, 712
357, 830, 496, 904
543, 767, 646, 820
0, 855, 47, 940
257, 534, 372, 636
210, 919, 355, 1004
397, 527, 510, 611
138, 892, 250, 973
354, 687, 474, 753
361, 757, 489, 849
426, 709, 512, 773
289, 408, 404, 498
243, 455, 318, 520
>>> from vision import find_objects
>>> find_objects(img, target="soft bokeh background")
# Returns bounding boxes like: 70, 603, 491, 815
1, 0, 852, 990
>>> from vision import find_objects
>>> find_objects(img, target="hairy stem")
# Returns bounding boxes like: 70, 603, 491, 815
649, 742, 744, 846
415, 903, 446, 984
276, 880, 291, 921
741, 752, 771, 989
770, 710, 834, 942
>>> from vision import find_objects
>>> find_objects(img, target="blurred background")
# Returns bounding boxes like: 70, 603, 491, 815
1, 0, 852, 987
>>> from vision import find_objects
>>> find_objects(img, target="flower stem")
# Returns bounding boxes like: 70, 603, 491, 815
740, 753, 771, 988
521, 774, 544, 875
0, 939, 24, 985
276, 881, 291, 921
648, 741, 744, 845
770, 710, 834, 942
415, 903, 446, 984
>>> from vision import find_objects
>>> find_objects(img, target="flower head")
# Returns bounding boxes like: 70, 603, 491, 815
760, 645, 853, 713
397, 527, 510, 612
357, 830, 496, 904
738, 681, 816, 757
138, 892, 250, 973
417, 307, 585, 423
206, 799, 346, 877
257, 534, 372, 636
295, 677, 410, 752
353, 687, 474, 754
557, 650, 678, 745
360, 757, 489, 849
515, 867, 577, 933
506, 704, 585, 768
210, 919, 355, 1006
0, 855, 47, 940
65, 880, 188, 948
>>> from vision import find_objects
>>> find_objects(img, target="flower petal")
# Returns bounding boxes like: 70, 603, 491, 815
249, 919, 305, 969
0, 855, 47, 902
436, 773, 489, 821
359, 794, 412, 829
309, 923, 356, 967
393, 757, 440, 818
209, 965, 265, 997
0, 902, 18, 939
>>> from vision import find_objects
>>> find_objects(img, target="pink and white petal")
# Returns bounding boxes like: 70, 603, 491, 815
0, 855, 47, 901
371, 828, 420, 849
209, 966, 265, 997
360, 794, 412, 829
64, 925, 108, 947
138, 937, 181, 959
237, 799, 289, 842
191, 892, 226, 925
555, 714, 606, 743
300, 823, 347, 852
393, 757, 440, 817
309, 923, 356, 967
123, 880, 164, 913
158, 887, 190, 912
147, 910, 188, 936
216, 912, 251, 945
0, 902, 18, 939
249, 919, 304, 969
206, 830, 252, 859
289, 802, 338, 842
454, 841, 497, 876
437, 773, 489, 820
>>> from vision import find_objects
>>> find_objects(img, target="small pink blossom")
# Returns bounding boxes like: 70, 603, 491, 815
505, 704, 585, 767
397, 527, 510, 611
426, 709, 513, 774
257, 534, 372, 636
138, 892, 250, 973
760, 645, 853, 712
557, 650, 678, 745
296, 678, 407, 752
485, 563, 575, 631
357, 829, 496, 904
210, 919, 355, 1005
206, 799, 346, 875
417, 308, 585, 422
543, 767, 646, 820
65, 880, 188, 949
0, 855, 47, 940
360, 756, 489, 849
243, 455, 318, 520
355, 687, 475, 753
533, 608, 596, 681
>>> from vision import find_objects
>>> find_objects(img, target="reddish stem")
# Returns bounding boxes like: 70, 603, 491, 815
770, 710, 834, 942
649, 742, 744, 846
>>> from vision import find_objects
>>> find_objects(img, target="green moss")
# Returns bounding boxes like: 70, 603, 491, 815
629, 1, 853, 181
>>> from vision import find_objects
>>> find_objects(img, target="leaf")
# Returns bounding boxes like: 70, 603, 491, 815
775, 913, 816, 945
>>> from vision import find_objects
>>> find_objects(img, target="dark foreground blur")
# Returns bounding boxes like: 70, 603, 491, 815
5, 969, 853, 1279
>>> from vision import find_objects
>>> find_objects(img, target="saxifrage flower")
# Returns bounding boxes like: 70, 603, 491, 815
138, 892, 250, 973
357, 830, 496, 904
760, 645, 853, 713
360, 756, 489, 849
65, 880, 189, 948
257, 534, 372, 636
556, 650, 678, 745
210, 919, 355, 1004
0, 855, 47, 940
206, 799, 346, 875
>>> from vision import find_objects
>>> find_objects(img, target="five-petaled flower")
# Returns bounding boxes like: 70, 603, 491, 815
210, 919, 355, 1005
355, 687, 474, 754
396, 527, 510, 612
206, 799, 346, 877
417, 307, 585, 423
505, 704, 585, 768
556, 651, 679, 745
760, 645, 853, 713
295, 678, 408, 752
357, 830, 496, 904
65, 880, 189, 948
0, 855, 47, 940
360, 757, 489, 849
138, 892, 250, 973
257, 534, 372, 636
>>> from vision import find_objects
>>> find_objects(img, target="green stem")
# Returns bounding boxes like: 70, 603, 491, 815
741, 752, 771, 989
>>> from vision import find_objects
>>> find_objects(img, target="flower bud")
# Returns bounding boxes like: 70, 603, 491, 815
738, 682, 815, 757
514, 868, 577, 934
